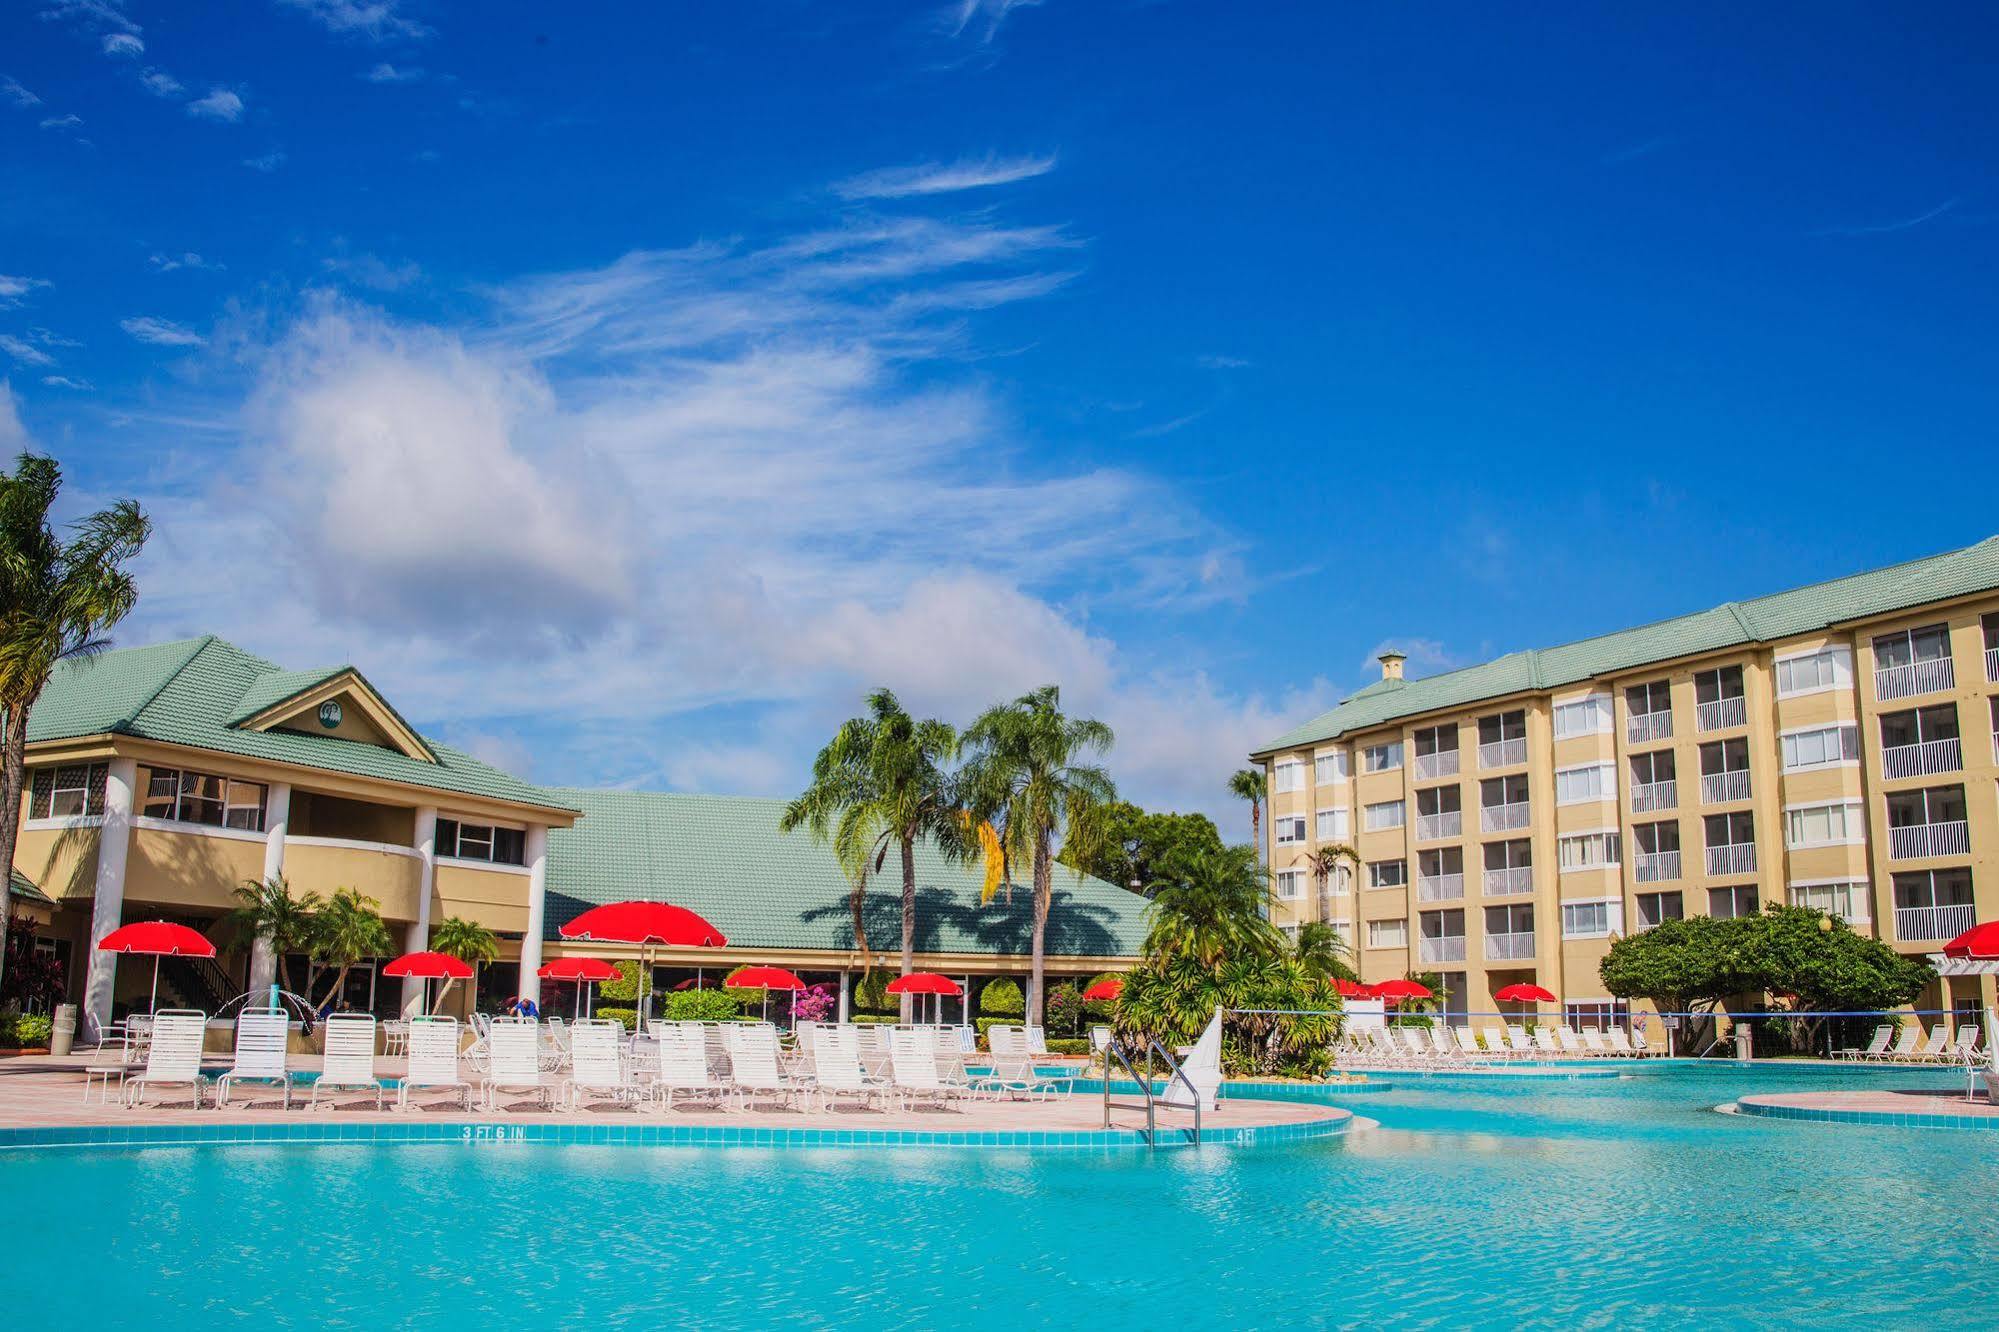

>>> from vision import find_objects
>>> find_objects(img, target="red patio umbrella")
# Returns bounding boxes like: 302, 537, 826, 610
726, 965, 807, 1022
1334, 978, 1374, 999
383, 950, 476, 1018
1943, 921, 1999, 959
558, 901, 728, 1028
887, 971, 964, 1024
538, 956, 621, 1020
1494, 983, 1555, 1003
1371, 978, 1432, 1002
98, 921, 216, 1015
1082, 978, 1124, 1003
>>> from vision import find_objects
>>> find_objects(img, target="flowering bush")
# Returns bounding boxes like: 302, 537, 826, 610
792, 983, 836, 1023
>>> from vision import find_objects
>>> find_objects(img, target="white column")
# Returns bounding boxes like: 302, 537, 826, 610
248, 782, 289, 998
518, 824, 548, 1006
402, 806, 437, 1015
837, 970, 851, 1023
82, 758, 137, 1037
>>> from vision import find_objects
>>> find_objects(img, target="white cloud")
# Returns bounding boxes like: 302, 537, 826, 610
0, 381, 29, 451
119, 316, 207, 347
139, 68, 183, 98
1, 77, 41, 108
39, 374, 92, 390
39, 1, 140, 36
834, 153, 1057, 201
186, 88, 244, 122
1360, 637, 1459, 680
0, 335, 56, 368
242, 150, 287, 172
275, 0, 431, 42
946, 0, 1045, 44
0, 274, 50, 307
150, 252, 222, 273
321, 251, 422, 290
360, 62, 422, 84
39, 113, 84, 131
101, 32, 143, 56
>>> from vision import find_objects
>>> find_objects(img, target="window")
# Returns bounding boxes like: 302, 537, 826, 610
1634, 891, 1683, 929
1558, 830, 1620, 872
1362, 741, 1404, 773
1878, 704, 1959, 750
1552, 693, 1613, 738
1313, 751, 1348, 784
435, 818, 527, 866
1873, 623, 1951, 669
1705, 811, 1756, 849
1790, 880, 1868, 922
1275, 870, 1304, 900
1626, 680, 1672, 717
1273, 815, 1307, 846
1316, 807, 1349, 841
1884, 784, 1966, 828
139, 766, 266, 832
1781, 724, 1859, 771
1709, 885, 1759, 919
1367, 919, 1408, 949
27, 762, 108, 819
1629, 750, 1675, 785
1555, 761, 1617, 806
1364, 799, 1405, 831
1367, 859, 1407, 889
1413, 724, 1457, 757
1563, 999, 1630, 1031
1478, 710, 1526, 744
1561, 899, 1620, 938
1785, 801, 1863, 849
1694, 664, 1744, 705
1894, 868, 1973, 912
1272, 760, 1305, 794
1776, 644, 1853, 697
1483, 839, 1532, 871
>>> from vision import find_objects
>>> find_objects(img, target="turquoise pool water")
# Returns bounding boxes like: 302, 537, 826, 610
6, 1061, 1993, 1328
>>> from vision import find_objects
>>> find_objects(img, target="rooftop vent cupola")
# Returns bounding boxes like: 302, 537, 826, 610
1378, 650, 1407, 682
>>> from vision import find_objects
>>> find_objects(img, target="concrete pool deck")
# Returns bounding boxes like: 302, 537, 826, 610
1735, 1085, 1999, 1132
0, 1055, 1351, 1151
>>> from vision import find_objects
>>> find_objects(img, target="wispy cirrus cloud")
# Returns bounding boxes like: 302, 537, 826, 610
275, 0, 432, 43
39, 374, 93, 390
359, 62, 423, 84
242, 150, 288, 172
1, 76, 42, 108
39, 113, 84, 131
150, 252, 223, 273
0, 335, 58, 368
945, 0, 1044, 45
120, 315, 207, 347
1816, 198, 1958, 238
0, 274, 51, 307
835, 153, 1057, 200
138, 68, 183, 98
101, 31, 143, 57
186, 88, 245, 122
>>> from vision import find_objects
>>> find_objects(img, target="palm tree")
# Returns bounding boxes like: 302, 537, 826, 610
1142, 843, 1285, 968
1227, 768, 1266, 859
1306, 842, 1358, 925
779, 689, 969, 1021
429, 916, 499, 1012
222, 874, 322, 996
1290, 921, 1355, 982
0, 453, 149, 998
959, 686, 1116, 1025
307, 887, 391, 1011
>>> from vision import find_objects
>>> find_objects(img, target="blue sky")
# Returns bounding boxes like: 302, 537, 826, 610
2, 2, 1995, 823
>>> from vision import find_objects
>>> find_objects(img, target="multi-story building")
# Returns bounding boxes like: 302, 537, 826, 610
1251, 536, 1999, 1030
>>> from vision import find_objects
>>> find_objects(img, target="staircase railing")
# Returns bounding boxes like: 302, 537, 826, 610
1101, 1037, 1202, 1145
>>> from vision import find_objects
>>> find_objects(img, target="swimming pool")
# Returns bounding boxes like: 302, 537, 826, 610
7, 1061, 1991, 1328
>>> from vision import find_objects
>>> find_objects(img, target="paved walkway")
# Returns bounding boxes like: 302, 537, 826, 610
1736, 1084, 1999, 1131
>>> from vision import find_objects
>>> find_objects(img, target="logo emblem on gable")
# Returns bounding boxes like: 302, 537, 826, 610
317, 699, 343, 729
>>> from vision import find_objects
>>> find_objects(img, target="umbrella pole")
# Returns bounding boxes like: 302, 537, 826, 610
150, 957, 161, 1014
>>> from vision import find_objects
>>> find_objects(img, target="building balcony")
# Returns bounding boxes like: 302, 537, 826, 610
1413, 750, 1460, 781
1483, 866, 1533, 897
1415, 811, 1462, 842
1888, 820, 1971, 860
1700, 770, 1751, 804
1988, 645, 1999, 683
1705, 843, 1757, 877
1418, 936, 1467, 964
1876, 657, 1955, 702
1478, 738, 1527, 770
1634, 850, 1681, 883
1417, 873, 1464, 903
1631, 779, 1676, 813
1485, 932, 1535, 962
1881, 737, 1962, 781
1697, 696, 1747, 732
1627, 710, 1672, 744
1480, 801, 1531, 833
1895, 902, 1976, 943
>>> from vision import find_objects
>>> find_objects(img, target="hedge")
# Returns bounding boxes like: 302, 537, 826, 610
979, 977, 1023, 1016
598, 1007, 637, 1031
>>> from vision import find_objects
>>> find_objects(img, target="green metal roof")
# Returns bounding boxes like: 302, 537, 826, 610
1257, 534, 1999, 754
9, 869, 52, 905
542, 787, 1149, 959
25, 636, 573, 814
223, 665, 352, 725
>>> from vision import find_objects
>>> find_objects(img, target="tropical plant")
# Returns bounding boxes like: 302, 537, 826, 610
664, 989, 741, 1022
1290, 921, 1356, 982
1058, 800, 1225, 894
1118, 951, 1339, 1077
222, 874, 322, 996
1226, 767, 1267, 858
0, 453, 149, 998
428, 915, 499, 1010
1305, 842, 1358, 923
1143, 843, 1285, 968
959, 685, 1117, 1025
779, 689, 977, 1019
791, 983, 836, 1023
1045, 980, 1084, 1037
0, 913, 64, 1013
306, 887, 391, 1010
978, 976, 1023, 1016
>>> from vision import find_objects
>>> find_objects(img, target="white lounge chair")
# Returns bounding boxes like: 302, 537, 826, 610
84, 1029, 135, 1104
1899, 1024, 1952, 1064
889, 1028, 964, 1111
1951, 1025, 1983, 1061
1480, 1025, 1510, 1058
1453, 1025, 1483, 1057
727, 1024, 812, 1112
1553, 1026, 1584, 1056
1869, 1025, 1920, 1062
481, 1017, 553, 1111
1026, 1025, 1050, 1057
124, 1010, 208, 1109
1162, 1007, 1223, 1112
562, 1020, 637, 1110
1581, 1030, 1610, 1056
1840, 1025, 1893, 1060
216, 1009, 292, 1109
398, 1016, 472, 1111
1604, 1027, 1637, 1056
310, 1013, 384, 1110
1532, 1028, 1560, 1056
811, 1028, 889, 1111
651, 1025, 730, 1111
1506, 1024, 1534, 1055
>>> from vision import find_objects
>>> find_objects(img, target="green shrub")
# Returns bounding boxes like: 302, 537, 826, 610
853, 972, 896, 1013
597, 1006, 637, 1031
598, 963, 639, 1004
0, 1014, 15, 1047
1045, 982, 1083, 1037
979, 977, 1023, 1016
14, 1013, 51, 1046
663, 990, 740, 1022
851, 1013, 900, 1025
722, 965, 766, 1011
1045, 1038, 1090, 1056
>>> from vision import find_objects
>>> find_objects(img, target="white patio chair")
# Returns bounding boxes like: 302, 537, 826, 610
889, 1028, 964, 1111
811, 1028, 890, 1111
650, 1025, 730, 1111
1840, 1024, 1893, 1060
1581, 1029, 1610, 1056
1869, 1025, 1920, 1062
123, 1010, 208, 1109
563, 1020, 638, 1110
1532, 1028, 1561, 1056
84, 1030, 135, 1104
380, 1019, 409, 1059
216, 1009, 292, 1109
398, 1016, 472, 1111
1553, 1026, 1585, 1056
1506, 1024, 1534, 1055
1026, 1025, 1050, 1057
482, 1017, 554, 1111
727, 1024, 813, 1112
310, 1013, 384, 1110
1453, 1025, 1484, 1057
1604, 1027, 1637, 1056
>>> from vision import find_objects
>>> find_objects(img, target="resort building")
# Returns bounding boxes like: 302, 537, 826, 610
12, 636, 1144, 1032
1251, 536, 1999, 1028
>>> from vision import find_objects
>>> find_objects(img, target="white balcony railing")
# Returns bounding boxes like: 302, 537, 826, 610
1631, 779, 1676, 813
1705, 843, 1757, 877
1419, 936, 1467, 964
1696, 695, 1747, 733
1875, 657, 1955, 702
1888, 820, 1971, 860
1881, 737, 1961, 780
1417, 873, 1465, 903
1895, 902, 1976, 943
1993, 730, 1999, 767
1485, 932, 1536, 962
1988, 645, 1999, 683
1478, 737, 1527, 770
1413, 749, 1460, 781
1627, 710, 1672, 744
1483, 865, 1533, 897
1415, 811, 1462, 842
1700, 770, 1751, 804
1634, 850, 1681, 883
1480, 800, 1530, 833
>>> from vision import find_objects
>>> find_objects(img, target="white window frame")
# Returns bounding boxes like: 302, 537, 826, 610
1788, 878, 1870, 922
1775, 644, 1854, 699
1558, 828, 1622, 873
1552, 692, 1613, 739
1779, 722, 1860, 772
1362, 741, 1404, 773
1560, 897, 1622, 939
1315, 807, 1349, 841
1272, 759, 1305, 794
1367, 859, 1407, 890
1364, 799, 1406, 831
1784, 799, 1865, 849
1275, 870, 1305, 900
1273, 814, 1307, 846
1366, 919, 1409, 949
1313, 750, 1349, 784
1709, 884, 1760, 919
1555, 761, 1617, 807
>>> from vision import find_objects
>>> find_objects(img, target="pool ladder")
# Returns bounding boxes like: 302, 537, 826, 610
1101, 1038, 1201, 1146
